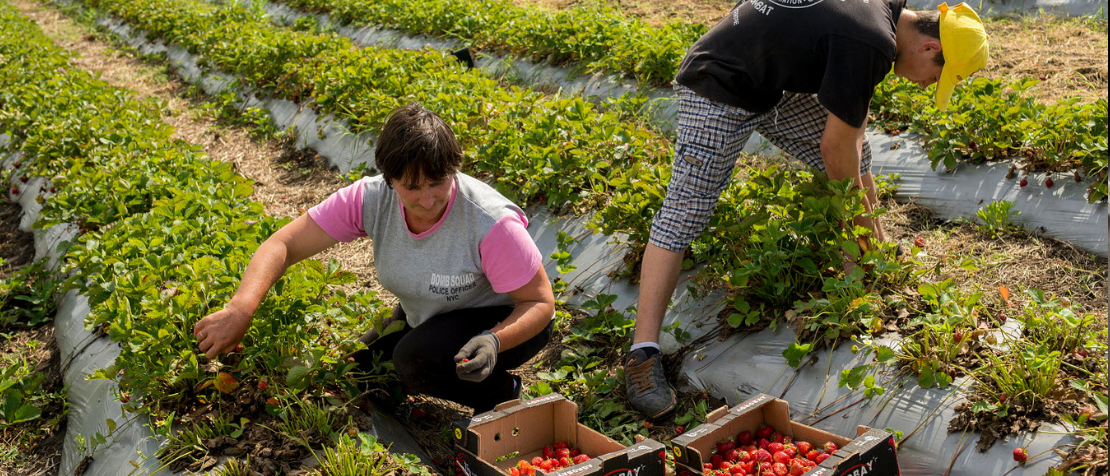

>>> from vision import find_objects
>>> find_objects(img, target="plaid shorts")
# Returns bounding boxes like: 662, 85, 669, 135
648, 85, 874, 253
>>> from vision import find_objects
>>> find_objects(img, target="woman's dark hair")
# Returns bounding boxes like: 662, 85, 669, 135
375, 103, 463, 188
912, 10, 946, 67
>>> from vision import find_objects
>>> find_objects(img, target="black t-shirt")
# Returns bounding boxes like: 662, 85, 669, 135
675, 0, 904, 128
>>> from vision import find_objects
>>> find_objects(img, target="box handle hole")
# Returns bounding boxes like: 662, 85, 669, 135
494, 432, 501, 441
512, 427, 520, 436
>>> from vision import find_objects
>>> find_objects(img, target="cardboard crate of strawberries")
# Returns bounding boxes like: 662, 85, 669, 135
453, 393, 667, 476
671, 394, 899, 476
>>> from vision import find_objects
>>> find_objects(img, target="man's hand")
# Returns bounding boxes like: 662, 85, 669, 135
454, 331, 499, 382
194, 307, 251, 359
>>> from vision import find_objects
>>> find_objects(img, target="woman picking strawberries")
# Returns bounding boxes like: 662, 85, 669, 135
193, 103, 555, 413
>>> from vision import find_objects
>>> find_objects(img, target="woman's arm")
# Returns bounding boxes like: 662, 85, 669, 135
488, 265, 556, 351
194, 214, 339, 358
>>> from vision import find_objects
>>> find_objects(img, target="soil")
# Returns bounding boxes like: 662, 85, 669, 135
0, 202, 66, 476
6, 0, 1107, 474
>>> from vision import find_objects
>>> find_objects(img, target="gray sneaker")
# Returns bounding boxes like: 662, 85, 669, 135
623, 348, 676, 418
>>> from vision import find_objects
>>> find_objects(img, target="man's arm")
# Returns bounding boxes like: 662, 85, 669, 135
821, 113, 886, 242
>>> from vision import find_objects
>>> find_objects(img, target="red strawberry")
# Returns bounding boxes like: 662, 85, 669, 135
814, 454, 829, 464
795, 441, 812, 455
573, 454, 590, 465
1076, 348, 1089, 358
725, 449, 739, 462
1013, 447, 1028, 463
676, 425, 686, 435
768, 443, 784, 454
716, 440, 735, 453
737, 430, 753, 445
543, 446, 555, 459
10, 187, 17, 195
771, 463, 788, 476
1020, 178, 1028, 187
555, 448, 571, 459
559, 457, 572, 468
756, 425, 774, 439
789, 461, 807, 476
120, 393, 130, 403
752, 449, 772, 463
772, 451, 789, 464
19, 176, 27, 183
258, 381, 268, 390
1045, 177, 1054, 188
728, 464, 744, 474
266, 397, 279, 405
805, 450, 820, 461
736, 450, 750, 463
823, 442, 838, 454
532, 457, 544, 466
553, 442, 569, 450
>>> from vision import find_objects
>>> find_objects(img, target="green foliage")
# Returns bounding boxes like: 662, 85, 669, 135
0, 259, 59, 328
872, 76, 1108, 202
314, 433, 429, 476
0, 354, 44, 428
974, 200, 1021, 238
277, 0, 703, 86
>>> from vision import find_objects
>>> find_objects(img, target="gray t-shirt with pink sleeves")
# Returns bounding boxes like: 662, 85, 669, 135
308, 172, 541, 328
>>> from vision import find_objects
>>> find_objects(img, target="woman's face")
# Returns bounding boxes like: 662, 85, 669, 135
393, 173, 454, 225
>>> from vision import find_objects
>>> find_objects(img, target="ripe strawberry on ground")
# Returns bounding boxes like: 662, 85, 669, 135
1020, 178, 1029, 187
1013, 447, 1028, 463
1045, 177, 1054, 187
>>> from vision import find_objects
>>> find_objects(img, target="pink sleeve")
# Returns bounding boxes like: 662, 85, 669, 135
480, 213, 542, 293
307, 179, 366, 242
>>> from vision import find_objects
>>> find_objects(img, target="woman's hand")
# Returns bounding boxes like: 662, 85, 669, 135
194, 307, 252, 359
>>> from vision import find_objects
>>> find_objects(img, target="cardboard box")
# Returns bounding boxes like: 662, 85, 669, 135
671, 394, 899, 476
453, 394, 666, 476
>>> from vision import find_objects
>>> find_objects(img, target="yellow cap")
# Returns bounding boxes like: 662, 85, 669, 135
935, 2, 989, 110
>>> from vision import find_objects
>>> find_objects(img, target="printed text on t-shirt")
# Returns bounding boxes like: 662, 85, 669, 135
429, 273, 479, 302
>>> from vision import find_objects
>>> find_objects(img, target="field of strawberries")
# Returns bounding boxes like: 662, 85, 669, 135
0, 0, 1106, 475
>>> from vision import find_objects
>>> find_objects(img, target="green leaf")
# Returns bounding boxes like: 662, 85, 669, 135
286, 365, 311, 385
782, 341, 814, 368
839, 366, 867, 389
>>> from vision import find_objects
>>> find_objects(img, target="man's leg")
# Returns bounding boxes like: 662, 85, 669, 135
627, 85, 759, 418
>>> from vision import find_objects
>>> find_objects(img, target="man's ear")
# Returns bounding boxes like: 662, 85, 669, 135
920, 39, 942, 54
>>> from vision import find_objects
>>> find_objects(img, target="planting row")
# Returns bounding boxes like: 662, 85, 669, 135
0, 3, 427, 472
256, 0, 1108, 200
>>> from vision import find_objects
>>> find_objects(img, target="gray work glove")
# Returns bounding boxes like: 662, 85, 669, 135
454, 331, 500, 382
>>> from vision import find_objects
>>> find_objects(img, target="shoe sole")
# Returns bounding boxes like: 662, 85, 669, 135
642, 387, 677, 419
